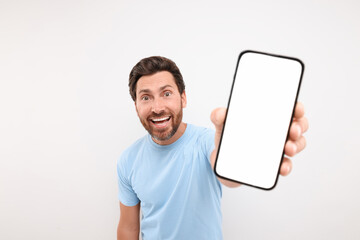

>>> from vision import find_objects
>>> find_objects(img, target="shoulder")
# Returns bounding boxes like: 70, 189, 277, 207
187, 124, 215, 141
185, 124, 215, 162
186, 124, 215, 153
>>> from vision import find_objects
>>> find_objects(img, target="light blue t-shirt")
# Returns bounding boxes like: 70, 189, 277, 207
117, 124, 222, 240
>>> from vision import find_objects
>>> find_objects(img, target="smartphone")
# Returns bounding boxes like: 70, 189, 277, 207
214, 50, 304, 190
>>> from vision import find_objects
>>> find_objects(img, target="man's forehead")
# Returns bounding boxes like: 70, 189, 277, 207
136, 71, 177, 93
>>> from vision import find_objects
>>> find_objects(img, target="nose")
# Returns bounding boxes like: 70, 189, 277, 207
151, 97, 165, 114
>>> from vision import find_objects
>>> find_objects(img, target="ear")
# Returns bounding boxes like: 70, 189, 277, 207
181, 90, 187, 108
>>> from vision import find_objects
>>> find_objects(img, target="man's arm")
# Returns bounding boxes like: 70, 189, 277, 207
210, 102, 309, 188
117, 202, 140, 240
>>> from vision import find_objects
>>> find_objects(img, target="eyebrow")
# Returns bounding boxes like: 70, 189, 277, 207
160, 85, 174, 91
138, 85, 174, 95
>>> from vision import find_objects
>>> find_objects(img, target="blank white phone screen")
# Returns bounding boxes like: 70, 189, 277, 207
214, 51, 303, 190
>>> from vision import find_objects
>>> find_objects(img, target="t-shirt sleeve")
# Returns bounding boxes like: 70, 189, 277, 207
116, 154, 140, 206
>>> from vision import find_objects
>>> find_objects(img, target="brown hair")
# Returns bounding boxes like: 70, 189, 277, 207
128, 56, 185, 101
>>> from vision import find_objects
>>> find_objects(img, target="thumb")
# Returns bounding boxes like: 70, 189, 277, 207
210, 107, 227, 149
211, 107, 227, 132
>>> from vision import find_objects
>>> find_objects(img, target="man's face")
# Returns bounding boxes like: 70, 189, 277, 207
135, 71, 187, 144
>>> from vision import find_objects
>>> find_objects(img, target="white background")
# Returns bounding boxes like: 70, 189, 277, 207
1, 0, 359, 239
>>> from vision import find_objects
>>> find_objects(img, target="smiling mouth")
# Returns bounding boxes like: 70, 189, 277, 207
150, 116, 171, 125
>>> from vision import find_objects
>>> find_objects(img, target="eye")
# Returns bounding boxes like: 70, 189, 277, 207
164, 91, 172, 97
141, 95, 150, 101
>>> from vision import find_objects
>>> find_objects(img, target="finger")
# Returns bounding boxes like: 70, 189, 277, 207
288, 122, 302, 141
284, 140, 297, 157
280, 157, 292, 176
289, 117, 309, 141
295, 136, 306, 154
294, 102, 305, 119
296, 116, 309, 134
284, 135, 306, 157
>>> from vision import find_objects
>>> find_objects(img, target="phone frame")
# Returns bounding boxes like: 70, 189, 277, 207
214, 50, 305, 190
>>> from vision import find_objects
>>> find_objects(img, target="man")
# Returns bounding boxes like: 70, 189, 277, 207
117, 56, 308, 239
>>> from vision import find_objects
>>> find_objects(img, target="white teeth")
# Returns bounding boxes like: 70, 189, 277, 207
151, 116, 170, 122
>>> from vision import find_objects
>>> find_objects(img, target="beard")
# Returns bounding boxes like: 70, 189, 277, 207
139, 107, 183, 142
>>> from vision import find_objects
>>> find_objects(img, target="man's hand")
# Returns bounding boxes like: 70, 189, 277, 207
210, 102, 308, 187
281, 102, 308, 176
